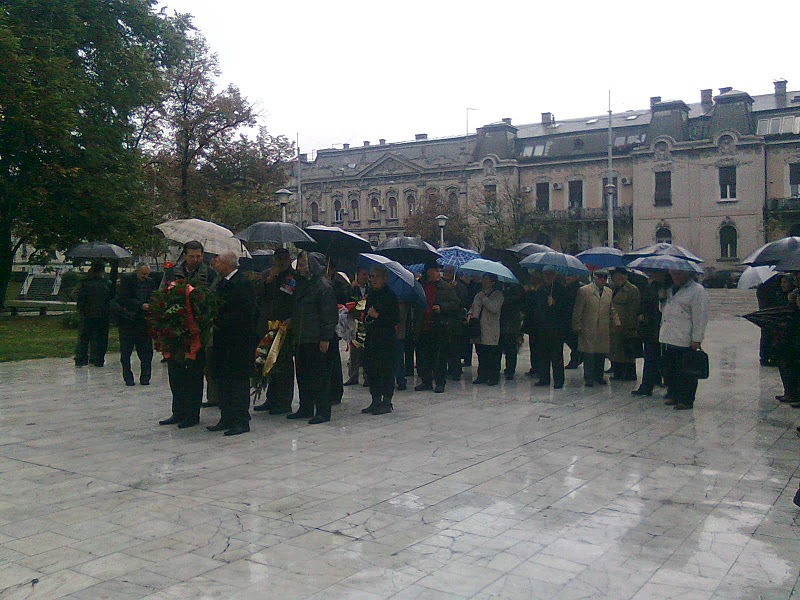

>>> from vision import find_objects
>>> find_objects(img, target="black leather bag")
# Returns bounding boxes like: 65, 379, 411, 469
465, 316, 481, 339
683, 349, 710, 380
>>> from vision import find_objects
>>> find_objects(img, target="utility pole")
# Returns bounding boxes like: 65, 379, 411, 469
606, 91, 615, 248
296, 133, 302, 226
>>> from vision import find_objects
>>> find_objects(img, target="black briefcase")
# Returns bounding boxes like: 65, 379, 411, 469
683, 349, 710, 380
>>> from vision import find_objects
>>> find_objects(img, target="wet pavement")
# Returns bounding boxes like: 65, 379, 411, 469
0, 290, 798, 599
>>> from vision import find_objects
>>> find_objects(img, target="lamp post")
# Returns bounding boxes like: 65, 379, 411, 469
275, 188, 292, 223
435, 214, 449, 248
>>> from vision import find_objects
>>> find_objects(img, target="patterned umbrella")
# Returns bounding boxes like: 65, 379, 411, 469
624, 242, 703, 263
234, 221, 314, 246
520, 251, 591, 276
156, 218, 250, 258
64, 242, 132, 261
438, 246, 481, 268
357, 253, 426, 306
627, 255, 705, 274
576, 246, 626, 269
743, 237, 800, 267
458, 258, 519, 284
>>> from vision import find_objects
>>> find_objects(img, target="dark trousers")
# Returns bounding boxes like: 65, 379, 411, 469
780, 362, 799, 399
583, 353, 606, 383
405, 337, 416, 375
447, 333, 463, 376
476, 344, 501, 383
75, 317, 109, 365
367, 343, 396, 402
119, 327, 153, 383
461, 335, 473, 365
328, 339, 344, 405
500, 332, 518, 376
538, 333, 564, 385
527, 333, 542, 376
662, 345, 699, 406
639, 340, 662, 392
267, 343, 295, 411
348, 343, 363, 382
395, 339, 407, 386
296, 342, 332, 418
218, 376, 251, 428
167, 353, 205, 422
417, 329, 449, 387
565, 331, 581, 365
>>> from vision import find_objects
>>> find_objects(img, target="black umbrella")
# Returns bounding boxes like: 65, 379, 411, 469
294, 225, 372, 256
506, 242, 553, 258
64, 241, 132, 260
742, 237, 800, 267
234, 222, 314, 245
742, 306, 797, 331
775, 249, 800, 272
624, 242, 703, 263
375, 236, 442, 265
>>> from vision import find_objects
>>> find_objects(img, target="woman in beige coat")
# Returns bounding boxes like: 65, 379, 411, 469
469, 274, 504, 386
572, 270, 613, 386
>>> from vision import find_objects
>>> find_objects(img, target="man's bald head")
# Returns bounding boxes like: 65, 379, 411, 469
212, 251, 238, 276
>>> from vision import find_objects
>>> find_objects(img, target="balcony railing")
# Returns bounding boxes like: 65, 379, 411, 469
765, 197, 800, 212
528, 206, 633, 222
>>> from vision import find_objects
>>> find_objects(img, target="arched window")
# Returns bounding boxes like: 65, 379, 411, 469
333, 199, 343, 222
310, 202, 319, 223
388, 196, 398, 219
656, 226, 672, 244
350, 199, 360, 221
720, 225, 737, 258
448, 190, 458, 205
370, 197, 380, 219
407, 194, 416, 216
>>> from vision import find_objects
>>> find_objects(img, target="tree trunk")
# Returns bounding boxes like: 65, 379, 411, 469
0, 216, 13, 311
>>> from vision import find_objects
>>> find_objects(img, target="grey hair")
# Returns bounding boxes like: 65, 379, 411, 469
218, 251, 238, 268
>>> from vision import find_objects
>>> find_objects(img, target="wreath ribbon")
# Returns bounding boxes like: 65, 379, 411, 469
261, 320, 288, 376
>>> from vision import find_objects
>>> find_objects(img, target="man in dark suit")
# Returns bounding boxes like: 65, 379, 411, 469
207, 251, 256, 436
113, 263, 155, 386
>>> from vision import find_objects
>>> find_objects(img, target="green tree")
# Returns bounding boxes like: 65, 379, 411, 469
0, 0, 181, 307
404, 189, 474, 248
471, 174, 543, 249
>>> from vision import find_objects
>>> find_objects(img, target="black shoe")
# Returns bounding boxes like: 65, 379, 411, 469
206, 421, 231, 431
75, 361, 88, 367
472, 378, 486, 385
673, 403, 693, 411
308, 416, 330, 425
287, 411, 313, 420
200, 401, 217, 408
794, 488, 800, 508
664, 399, 678, 406
449, 373, 462, 381
224, 425, 250, 436
610, 375, 625, 381
631, 388, 652, 397
525, 370, 535, 378
159, 416, 181, 425
91, 362, 104, 368
269, 407, 290, 415
362, 402, 378, 414
331, 399, 342, 405
253, 402, 270, 412
124, 380, 135, 387
372, 403, 393, 415
505, 373, 515, 381
553, 383, 564, 389
177, 419, 199, 429
396, 382, 407, 391
414, 383, 433, 391
777, 395, 793, 403
486, 380, 498, 386
362, 380, 370, 388
534, 380, 550, 387
343, 378, 359, 386
595, 378, 607, 385
434, 384, 445, 393
584, 381, 594, 387
564, 362, 579, 370
139, 379, 150, 386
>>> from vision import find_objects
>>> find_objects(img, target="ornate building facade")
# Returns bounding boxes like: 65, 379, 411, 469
287, 80, 800, 266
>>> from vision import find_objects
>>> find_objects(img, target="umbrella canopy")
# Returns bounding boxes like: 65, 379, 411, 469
742, 237, 800, 267
458, 258, 519, 284
357, 253, 426, 306
627, 255, 705, 274
738, 265, 780, 289
294, 225, 371, 256
624, 242, 703, 263
234, 221, 314, 245
375, 236, 442, 265
65, 242, 132, 261
576, 246, 627, 269
438, 246, 481, 268
156, 218, 250, 258
520, 251, 591, 276
506, 242, 553, 258
742, 306, 796, 331
773, 247, 800, 272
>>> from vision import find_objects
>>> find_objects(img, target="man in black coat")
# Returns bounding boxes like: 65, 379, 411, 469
443, 265, 469, 380
533, 267, 569, 389
113, 263, 155, 386
75, 261, 114, 367
563, 276, 583, 369
207, 252, 256, 436
632, 270, 666, 396
361, 266, 400, 415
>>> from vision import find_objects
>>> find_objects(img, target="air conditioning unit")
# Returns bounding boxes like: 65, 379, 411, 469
552, 182, 563, 190
621, 177, 632, 186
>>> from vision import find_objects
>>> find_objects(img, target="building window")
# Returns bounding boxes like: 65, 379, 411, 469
407, 194, 416, 216
720, 225, 737, 258
388, 196, 398, 219
333, 199, 343, 222
448, 190, 458, 206
719, 165, 736, 200
602, 176, 618, 210
484, 184, 497, 203
655, 171, 672, 206
350, 199, 360, 221
535, 182, 549, 212
656, 226, 672, 244
370, 197, 380, 219
368, 234, 379, 247
568, 180, 583, 210
791, 163, 800, 197
310, 202, 319, 223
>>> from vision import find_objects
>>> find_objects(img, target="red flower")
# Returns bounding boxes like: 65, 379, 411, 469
164, 261, 174, 269
158, 301, 166, 308
194, 292, 203, 300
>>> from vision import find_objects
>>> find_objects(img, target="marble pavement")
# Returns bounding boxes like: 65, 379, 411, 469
0, 290, 799, 599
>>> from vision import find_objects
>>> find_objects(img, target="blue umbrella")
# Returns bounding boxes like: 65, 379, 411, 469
357, 253, 426, 306
627, 255, 705, 274
407, 263, 425, 274
458, 258, 519, 284
520, 251, 590, 276
438, 246, 481, 268
576, 246, 626, 268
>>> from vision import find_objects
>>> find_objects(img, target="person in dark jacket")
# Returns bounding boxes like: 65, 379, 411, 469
522, 270, 544, 378
444, 265, 469, 380
75, 261, 114, 367
345, 267, 371, 386
775, 275, 799, 404
324, 263, 345, 406
113, 263, 155, 385
563, 276, 583, 369
361, 266, 400, 415
533, 267, 569, 388
632, 270, 667, 396
499, 282, 524, 380
462, 276, 482, 366
757, 275, 784, 366
414, 263, 461, 393
253, 248, 296, 415
289, 251, 339, 424
206, 252, 256, 436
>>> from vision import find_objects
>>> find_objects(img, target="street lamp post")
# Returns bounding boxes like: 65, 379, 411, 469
435, 214, 449, 248
275, 188, 293, 223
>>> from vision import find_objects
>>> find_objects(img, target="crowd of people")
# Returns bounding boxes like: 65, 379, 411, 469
73, 240, 712, 438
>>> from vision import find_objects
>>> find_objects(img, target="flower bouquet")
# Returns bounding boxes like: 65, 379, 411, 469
147, 281, 217, 366
252, 320, 289, 401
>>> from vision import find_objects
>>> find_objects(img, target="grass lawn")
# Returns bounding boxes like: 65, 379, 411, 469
0, 315, 119, 362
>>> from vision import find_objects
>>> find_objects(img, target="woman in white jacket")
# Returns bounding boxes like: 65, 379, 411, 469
469, 274, 504, 386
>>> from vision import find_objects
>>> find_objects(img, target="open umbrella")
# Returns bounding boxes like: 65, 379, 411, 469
156, 218, 250, 257
774, 248, 800, 272
234, 221, 314, 245
65, 242, 132, 261
458, 258, 519, 284
375, 236, 442, 265
738, 265, 779, 289
506, 242, 553, 258
627, 255, 705, 274
438, 246, 481, 268
624, 242, 703, 263
576, 246, 626, 269
294, 225, 371, 256
742, 306, 796, 331
358, 253, 426, 306
742, 237, 800, 267
520, 251, 590, 276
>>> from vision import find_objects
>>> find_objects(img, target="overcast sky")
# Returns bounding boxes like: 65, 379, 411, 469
160, 0, 796, 157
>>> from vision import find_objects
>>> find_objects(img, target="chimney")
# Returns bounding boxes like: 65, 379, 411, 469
299, 153, 308, 162
541, 112, 552, 125
775, 79, 788, 101
650, 96, 662, 109
363, 140, 370, 146
502, 117, 512, 125
415, 133, 427, 140
342, 143, 349, 149
379, 138, 386, 145
701, 89, 713, 109
719, 86, 732, 94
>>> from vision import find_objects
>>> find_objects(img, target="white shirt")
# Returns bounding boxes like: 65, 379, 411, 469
659, 279, 709, 347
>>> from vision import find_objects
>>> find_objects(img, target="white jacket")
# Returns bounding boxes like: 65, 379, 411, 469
659, 279, 709, 348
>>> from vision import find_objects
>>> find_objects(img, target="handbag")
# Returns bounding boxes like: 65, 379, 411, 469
683, 349, 710, 380
466, 289, 496, 339
624, 336, 644, 359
